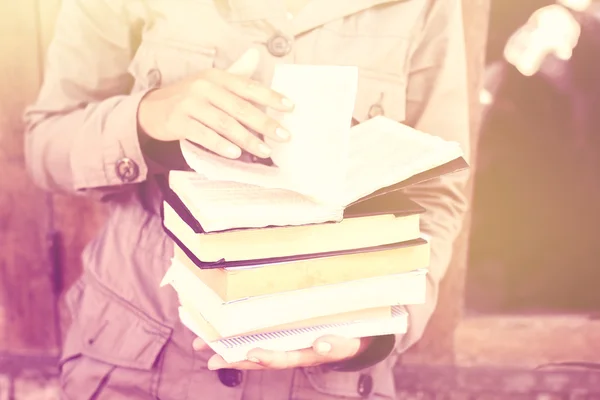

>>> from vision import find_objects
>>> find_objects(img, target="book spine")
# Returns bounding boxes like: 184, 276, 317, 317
156, 174, 206, 234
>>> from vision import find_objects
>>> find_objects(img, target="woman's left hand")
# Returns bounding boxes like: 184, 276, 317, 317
193, 335, 372, 370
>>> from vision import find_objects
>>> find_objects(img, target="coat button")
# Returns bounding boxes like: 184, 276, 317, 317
217, 368, 243, 388
147, 68, 162, 88
357, 373, 373, 398
368, 103, 384, 119
115, 157, 140, 183
267, 33, 292, 57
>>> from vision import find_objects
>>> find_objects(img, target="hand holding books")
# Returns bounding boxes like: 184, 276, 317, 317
160, 64, 468, 366
192, 335, 371, 371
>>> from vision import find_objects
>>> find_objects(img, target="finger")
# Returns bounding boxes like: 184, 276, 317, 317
181, 115, 242, 159
192, 337, 210, 352
312, 335, 364, 361
207, 69, 294, 112
246, 347, 322, 369
227, 48, 260, 78
207, 354, 265, 371
190, 102, 272, 158
209, 350, 312, 371
241, 335, 365, 370
207, 85, 290, 142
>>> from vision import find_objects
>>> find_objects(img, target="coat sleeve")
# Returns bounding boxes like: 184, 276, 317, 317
23, 0, 152, 198
396, 0, 471, 354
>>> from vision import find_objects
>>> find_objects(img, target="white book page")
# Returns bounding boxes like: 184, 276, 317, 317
341, 116, 464, 205
265, 64, 357, 203
169, 171, 343, 232
181, 64, 358, 205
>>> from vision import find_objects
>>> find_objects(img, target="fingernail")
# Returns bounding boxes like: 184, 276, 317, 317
276, 127, 291, 140
207, 360, 226, 371
248, 357, 261, 363
315, 342, 332, 355
281, 97, 295, 110
258, 143, 271, 157
224, 145, 242, 159
192, 339, 204, 351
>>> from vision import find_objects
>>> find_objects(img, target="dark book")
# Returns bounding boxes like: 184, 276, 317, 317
157, 156, 466, 267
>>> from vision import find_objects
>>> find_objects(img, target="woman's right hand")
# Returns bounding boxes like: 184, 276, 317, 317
137, 50, 294, 160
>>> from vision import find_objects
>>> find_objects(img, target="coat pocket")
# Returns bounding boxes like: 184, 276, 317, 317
353, 69, 407, 124
300, 357, 397, 399
59, 279, 172, 399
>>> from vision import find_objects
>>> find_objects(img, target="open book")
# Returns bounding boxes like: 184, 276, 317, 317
180, 64, 465, 207
171, 119, 465, 234
181, 116, 464, 207
168, 63, 466, 234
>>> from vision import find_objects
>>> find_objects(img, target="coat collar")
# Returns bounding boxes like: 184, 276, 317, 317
226, 0, 402, 36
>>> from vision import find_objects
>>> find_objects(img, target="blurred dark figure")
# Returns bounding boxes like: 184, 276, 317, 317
468, 2, 600, 313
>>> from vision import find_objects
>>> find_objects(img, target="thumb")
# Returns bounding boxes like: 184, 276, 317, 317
227, 48, 260, 77
313, 335, 363, 360
192, 337, 210, 352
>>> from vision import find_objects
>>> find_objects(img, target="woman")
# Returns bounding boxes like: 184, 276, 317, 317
24, 0, 470, 398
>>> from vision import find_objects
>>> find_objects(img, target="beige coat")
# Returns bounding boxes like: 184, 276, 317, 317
24, 0, 470, 398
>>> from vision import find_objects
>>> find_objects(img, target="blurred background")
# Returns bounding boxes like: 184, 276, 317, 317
1, 0, 600, 398
469, 0, 600, 316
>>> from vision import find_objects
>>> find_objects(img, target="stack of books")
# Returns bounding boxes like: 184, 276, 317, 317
159, 65, 467, 363
159, 125, 465, 363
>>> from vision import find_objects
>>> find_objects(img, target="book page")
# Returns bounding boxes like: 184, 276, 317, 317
181, 64, 358, 205
169, 171, 343, 232
341, 117, 465, 205
265, 64, 357, 203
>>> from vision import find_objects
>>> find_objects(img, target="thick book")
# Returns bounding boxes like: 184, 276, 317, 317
161, 257, 427, 337
162, 181, 426, 264
171, 238, 430, 302
178, 304, 408, 364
